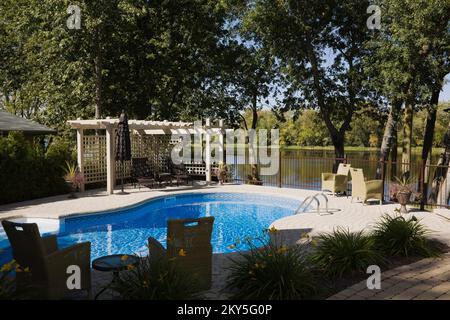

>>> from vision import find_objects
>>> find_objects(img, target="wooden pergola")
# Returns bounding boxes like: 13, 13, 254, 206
68, 117, 224, 194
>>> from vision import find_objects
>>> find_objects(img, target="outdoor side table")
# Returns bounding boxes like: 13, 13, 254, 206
92, 254, 140, 300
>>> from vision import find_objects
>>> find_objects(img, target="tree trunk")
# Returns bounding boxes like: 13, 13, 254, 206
421, 90, 439, 161
251, 91, 258, 130
377, 100, 402, 179
401, 101, 414, 178
420, 89, 440, 204
250, 91, 259, 180
94, 27, 103, 120
429, 125, 450, 204
305, 41, 351, 170
391, 124, 398, 179
330, 132, 345, 172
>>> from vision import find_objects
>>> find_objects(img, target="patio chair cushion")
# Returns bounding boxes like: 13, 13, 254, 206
350, 168, 383, 204
321, 163, 351, 195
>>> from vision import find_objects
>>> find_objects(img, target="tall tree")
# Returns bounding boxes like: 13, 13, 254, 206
242, 0, 371, 161
368, 0, 450, 179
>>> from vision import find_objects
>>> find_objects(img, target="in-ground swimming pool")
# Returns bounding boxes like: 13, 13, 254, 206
0, 193, 301, 263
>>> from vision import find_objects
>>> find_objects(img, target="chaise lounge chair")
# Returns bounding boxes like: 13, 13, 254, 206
350, 168, 383, 205
131, 157, 157, 189
170, 162, 193, 186
1, 220, 91, 299
321, 163, 351, 196
148, 217, 214, 291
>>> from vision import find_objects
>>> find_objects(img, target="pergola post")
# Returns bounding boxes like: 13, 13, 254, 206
106, 125, 116, 194
205, 118, 211, 184
76, 127, 85, 192
218, 119, 225, 164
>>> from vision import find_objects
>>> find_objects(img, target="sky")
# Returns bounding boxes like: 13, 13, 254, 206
440, 75, 450, 102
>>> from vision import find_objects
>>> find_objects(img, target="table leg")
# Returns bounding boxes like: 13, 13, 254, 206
94, 271, 120, 300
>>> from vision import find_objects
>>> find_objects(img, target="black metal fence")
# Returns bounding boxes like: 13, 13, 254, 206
228, 150, 450, 209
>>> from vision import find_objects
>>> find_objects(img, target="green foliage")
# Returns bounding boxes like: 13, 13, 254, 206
0, 260, 16, 300
111, 256, 199, 300
45, 137, 76, 166
412, 104, 450, 148
312, 229, 385, 278
345, 105, 385, 148
372, 215, 441, 258
0, 132, 70, 204
0, 0, 234, 129
226, 237, 316, 300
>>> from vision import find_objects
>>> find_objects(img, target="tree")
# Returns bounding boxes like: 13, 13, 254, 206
0, 0, 233, 132
242, 0, 371, 162
368, 0, 450, 180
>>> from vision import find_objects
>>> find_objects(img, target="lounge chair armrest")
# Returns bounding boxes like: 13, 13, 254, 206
366, 180, 383, 192
42, 235, 58, 254
322, 172, 335, 181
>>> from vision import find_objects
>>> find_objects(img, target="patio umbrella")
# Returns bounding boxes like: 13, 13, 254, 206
115, 110, 132, 194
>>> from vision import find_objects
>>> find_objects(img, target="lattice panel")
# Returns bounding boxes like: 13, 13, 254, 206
82, 134, 176, 184
185, 163, 219, 176
83, 136, 107, 184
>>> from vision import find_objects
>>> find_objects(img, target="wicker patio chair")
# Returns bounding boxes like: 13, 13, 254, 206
171, 162, 193, 186
131, 157, 157, 189
1, 220, 91, 299
156, 157, 175, 187
321, 163, 351, 196
350, 168, 383, 205
147, 216, 214, 291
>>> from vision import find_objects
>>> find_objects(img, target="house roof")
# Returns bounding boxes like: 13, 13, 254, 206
0, 109, 56, 134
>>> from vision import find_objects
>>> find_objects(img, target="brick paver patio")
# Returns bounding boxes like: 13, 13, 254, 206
328, 253, 450, 300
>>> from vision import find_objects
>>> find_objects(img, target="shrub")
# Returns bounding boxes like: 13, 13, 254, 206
372, 214, 440, 258
0, 260, 16, 300
226, 236, 316, 300
312, 228, 384, 278
0, 258, 34, 300
45, 136, 76, 165
0, 132, 70, 204
110, 256, 199, 300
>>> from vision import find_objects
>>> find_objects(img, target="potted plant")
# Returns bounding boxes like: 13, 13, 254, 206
217, 162, 229, 185
63, 161, 84, 198
391, 175, 416, 213
246, 164, 263, 186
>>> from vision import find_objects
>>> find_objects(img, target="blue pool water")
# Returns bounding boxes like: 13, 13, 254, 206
0, 193, 300, 263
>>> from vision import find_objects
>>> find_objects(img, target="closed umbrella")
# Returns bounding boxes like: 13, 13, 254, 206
115, 110, 132, 194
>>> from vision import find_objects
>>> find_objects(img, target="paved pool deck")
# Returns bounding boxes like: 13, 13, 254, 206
1, 182, 450, 300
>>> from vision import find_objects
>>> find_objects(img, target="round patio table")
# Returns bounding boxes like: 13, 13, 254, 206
92, 254, 140, 299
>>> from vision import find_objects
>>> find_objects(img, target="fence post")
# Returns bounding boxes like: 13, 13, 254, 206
278, 148, 282, 188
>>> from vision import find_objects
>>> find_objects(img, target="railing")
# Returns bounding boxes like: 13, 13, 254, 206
229, 150, 450, 209
295, 193, 329, 215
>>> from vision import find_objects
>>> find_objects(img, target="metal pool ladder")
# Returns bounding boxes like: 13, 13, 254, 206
295, 192, 330, 215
